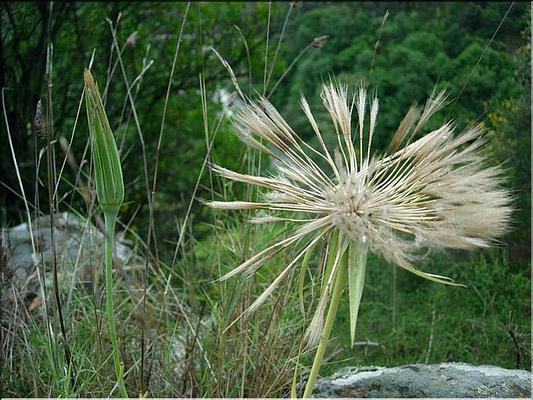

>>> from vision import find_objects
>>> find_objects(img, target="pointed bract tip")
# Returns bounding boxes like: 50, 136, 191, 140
83, 69, 95, 87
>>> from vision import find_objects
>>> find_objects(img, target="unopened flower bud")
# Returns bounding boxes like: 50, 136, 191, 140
84, 69, 124, 215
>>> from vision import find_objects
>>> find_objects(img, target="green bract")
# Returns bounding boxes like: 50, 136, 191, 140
84, 69, 124, 215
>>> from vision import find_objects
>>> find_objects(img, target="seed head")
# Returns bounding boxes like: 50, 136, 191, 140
209, 82, 513, 336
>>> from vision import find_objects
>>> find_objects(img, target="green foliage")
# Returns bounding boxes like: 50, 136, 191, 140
191, 221, 531, 382
329, 250, 531, 373
276, 3, 525, 149
484, 24, 531, 264
177, 213, 309, 397
0, 2, 276, 243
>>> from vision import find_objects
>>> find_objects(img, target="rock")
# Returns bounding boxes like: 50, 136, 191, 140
1, 212, 142, 301
312, 363, 531, 398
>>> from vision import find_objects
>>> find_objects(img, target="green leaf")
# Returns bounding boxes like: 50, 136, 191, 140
348, 241, 367, 347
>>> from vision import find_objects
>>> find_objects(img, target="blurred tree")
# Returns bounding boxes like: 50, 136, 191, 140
484, 21, 531, 266
0, 2, 280, 252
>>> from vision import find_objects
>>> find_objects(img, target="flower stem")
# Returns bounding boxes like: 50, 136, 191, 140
303, 249, 347, 398
104, 211, 128, 398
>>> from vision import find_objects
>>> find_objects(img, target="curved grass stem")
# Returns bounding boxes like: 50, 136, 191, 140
303, 247, 347, 398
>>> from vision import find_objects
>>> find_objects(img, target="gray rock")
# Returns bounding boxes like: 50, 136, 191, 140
313, 363, 531, 398
1, 212, 141, 299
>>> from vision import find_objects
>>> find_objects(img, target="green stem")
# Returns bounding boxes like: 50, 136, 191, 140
303, 249, 347, 398
104, 211, 128, 398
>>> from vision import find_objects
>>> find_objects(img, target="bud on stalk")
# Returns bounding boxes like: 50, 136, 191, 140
84, 69, 128, 397
84, 69, 124, 216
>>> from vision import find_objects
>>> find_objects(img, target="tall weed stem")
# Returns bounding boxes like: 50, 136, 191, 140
84, 69, 127, 397
303, 244, 347, 398
104, 211, 128, 397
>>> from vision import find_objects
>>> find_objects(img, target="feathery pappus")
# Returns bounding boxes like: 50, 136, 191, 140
208, 82, 513, 345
